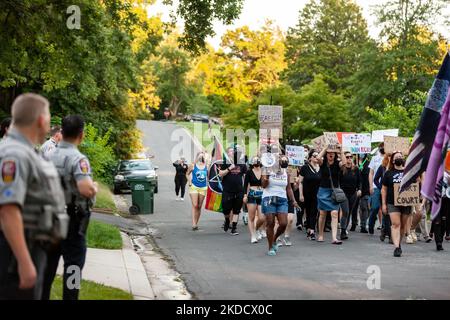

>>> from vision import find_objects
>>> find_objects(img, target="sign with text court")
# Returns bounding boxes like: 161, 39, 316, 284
371, 129, 399, 143
342, 133, 372, 154
394, 183, 420, 207
384, 136, 411, 155
286, 145, 305, 166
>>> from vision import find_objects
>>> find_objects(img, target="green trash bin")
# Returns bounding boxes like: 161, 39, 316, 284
128, 177, 156, 215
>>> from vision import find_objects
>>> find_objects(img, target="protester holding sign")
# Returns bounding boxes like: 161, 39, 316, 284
381, 152, 413, 257
316, 144, 346, 244
339, 152, 361, 240
368, 142, 386, 235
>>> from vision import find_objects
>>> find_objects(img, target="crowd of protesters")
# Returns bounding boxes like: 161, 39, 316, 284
173, 140, 450, 258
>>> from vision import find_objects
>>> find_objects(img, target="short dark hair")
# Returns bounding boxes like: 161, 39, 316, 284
50, 125, 61, 137
0, 117, 11, 138
62, 115, 85, 139
308, 149, 317, 160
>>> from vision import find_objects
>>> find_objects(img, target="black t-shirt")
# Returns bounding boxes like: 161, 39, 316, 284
340, 166, 361, 196
382, 169, 404, 205
319, 158, 341, 189
244, 168, 261, 191
300, 163, 321, 198
220, 164, 248, 193
173, 162, 188, 176
360, 164, 370, 196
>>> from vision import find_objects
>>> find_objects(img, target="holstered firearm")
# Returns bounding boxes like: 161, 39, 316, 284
67, 198, 90, 237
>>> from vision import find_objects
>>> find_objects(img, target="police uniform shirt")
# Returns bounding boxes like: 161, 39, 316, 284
0, 128, 65, 223
40, 138, 57, 160
50, 141, 93, 209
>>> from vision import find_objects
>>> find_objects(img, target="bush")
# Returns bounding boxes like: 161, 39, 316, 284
79, 124, 117, 185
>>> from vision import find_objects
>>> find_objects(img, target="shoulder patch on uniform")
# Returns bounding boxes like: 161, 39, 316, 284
79, 159, 90, 174
1, 159, 17, 184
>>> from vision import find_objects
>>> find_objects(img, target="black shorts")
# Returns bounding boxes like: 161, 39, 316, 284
222, 191, 244, 215
387, 204, 412, 215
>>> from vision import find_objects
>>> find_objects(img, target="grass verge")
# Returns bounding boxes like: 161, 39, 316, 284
87, 220, 122, 250
93, 181, 117, 214
50, 275, 133, 300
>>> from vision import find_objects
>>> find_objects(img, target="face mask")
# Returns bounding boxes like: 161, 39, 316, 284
379, 148, 385, 155
280, 161, 289, 169
200, 156, 205, 163
394, 158, 404, 166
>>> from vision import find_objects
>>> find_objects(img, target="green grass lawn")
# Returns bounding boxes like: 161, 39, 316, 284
93, 181, 117, 213
87, 219, 122, 250
50, 275, 133, 300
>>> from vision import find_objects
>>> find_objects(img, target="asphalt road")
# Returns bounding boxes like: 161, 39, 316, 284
126, 120, 450, 300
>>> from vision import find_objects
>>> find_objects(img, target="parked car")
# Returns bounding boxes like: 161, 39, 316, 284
190, 113, 209, 123
113, 159, 159, 194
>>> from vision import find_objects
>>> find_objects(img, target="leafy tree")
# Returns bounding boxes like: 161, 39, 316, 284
284, 0, 371, 92
162, 0, 244, 53
287, 75, 350, 142
363, 90, 425, 138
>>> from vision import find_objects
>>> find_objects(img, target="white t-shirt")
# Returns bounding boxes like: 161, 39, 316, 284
263, 170, 288, 199
369, 153, 383, 189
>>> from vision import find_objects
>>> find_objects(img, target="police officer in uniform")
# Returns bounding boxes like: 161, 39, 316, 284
42, 115, 98, 300
0, 93, 68, 300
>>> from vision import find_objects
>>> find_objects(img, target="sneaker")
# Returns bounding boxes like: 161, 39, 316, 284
310, 233, 316, 241
243, 213, 248, 225
261, 230, 267, 238
368, 227, 374, 235
377, 226, 382, 230
251, 237, 258, 244
350, 225, 356, 232
192, 226, 199, 231
360, 227, 368, 234
297, 224, 303, 231
180, 198, 185, 201
256, 230, 263, 241
393, 247, 402, 257
272, 243, 279, 252
437, 243, 444, 251
406, 234, 414, 244
276, 238, 284, 247
340, 230, 348, 240
411, 231, 418, 243
231, 228, 239, 236
223, 219, 230, 232
424, 236, 432, 243
176, 197, 180, 201
283, 237, 292, 246
267, 249, 277, 256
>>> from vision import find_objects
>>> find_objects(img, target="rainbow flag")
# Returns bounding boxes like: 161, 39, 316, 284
205, 136, 229, 213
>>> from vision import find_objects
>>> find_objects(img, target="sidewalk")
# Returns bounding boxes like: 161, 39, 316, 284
57, 232, 155, 300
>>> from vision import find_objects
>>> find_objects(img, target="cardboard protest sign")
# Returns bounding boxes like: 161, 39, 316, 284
371, 129, 399, 143
394, 183, 420, 206
312, 135, 325, 152
286, 145, 305, 166
288, 166, 298, 182
258, 105, 283, 124
259, 128, 281, 146
323, 132, 341, 152
342, 133, 372, 154
384, 136, 410, 155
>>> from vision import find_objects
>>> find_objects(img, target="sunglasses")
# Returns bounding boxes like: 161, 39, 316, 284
312, 154, 319, 158
346, 156, 353, 159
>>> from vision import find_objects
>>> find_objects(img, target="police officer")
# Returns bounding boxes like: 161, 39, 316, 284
42, 115, 97, 300
0, 93, 68, 300
40, 125, 62, 160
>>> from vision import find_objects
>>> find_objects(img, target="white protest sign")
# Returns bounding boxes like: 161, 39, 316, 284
371, 129, 399, 143
342, 133, 372, 154
286, 145, 305, 166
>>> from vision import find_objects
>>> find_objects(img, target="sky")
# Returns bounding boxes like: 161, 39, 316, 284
148, 0, 450, 49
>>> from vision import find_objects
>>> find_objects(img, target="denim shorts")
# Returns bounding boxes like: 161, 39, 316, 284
262, 196, 289, 214
247, 189, 263, 205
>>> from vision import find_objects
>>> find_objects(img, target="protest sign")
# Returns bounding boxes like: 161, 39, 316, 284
384, 136, 410, 155
258, 105, 283, 124
371, 129, 399, 143
323, 132, 340, 152
394, 183, 420, 206
342, 133, 372, 154
286, 145, 305, 166
312, 135, 325, 152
